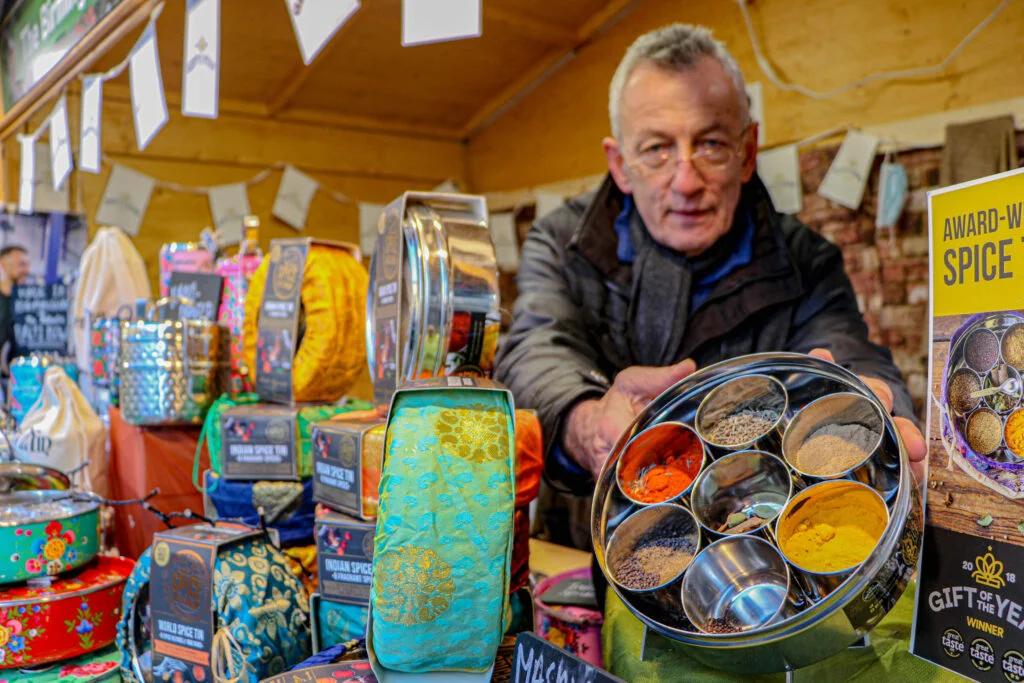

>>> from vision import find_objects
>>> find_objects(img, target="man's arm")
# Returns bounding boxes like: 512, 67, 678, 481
784, 227, 916, 420
493, 218, 609, 470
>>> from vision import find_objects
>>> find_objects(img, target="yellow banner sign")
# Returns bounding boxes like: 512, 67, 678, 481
931, 167, 1024, 317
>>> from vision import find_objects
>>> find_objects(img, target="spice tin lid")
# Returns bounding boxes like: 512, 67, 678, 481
0, 491, 99, 528
0, 463, 72, 493
0, 556, 134, 608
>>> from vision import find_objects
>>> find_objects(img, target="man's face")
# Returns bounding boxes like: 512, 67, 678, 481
603, 57, 757, 256
2, 251, 30, 284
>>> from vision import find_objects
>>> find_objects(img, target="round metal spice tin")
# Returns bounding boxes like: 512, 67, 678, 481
592, 353, 921, 674
0, 491, 100, 585
0, 556, 134, 669
367, 192, 500, 392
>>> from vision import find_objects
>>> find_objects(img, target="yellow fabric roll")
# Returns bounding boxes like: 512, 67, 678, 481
244, 245, 368, 402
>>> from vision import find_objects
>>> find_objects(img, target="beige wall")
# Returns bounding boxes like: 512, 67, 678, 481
467, 0, 1024, 192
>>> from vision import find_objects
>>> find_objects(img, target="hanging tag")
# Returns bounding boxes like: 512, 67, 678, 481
129, 25, 169, 150
286, 0, 360, 65
818, 130, 879, 210
272, 165, 318, 231
208, 183, 250, 244
746, 82, 765, 147
183, 0, 221, 118
402, 0, 481, 46
757, 144, 803, 214
95, 164, 156, 236
876, 159, 908, 229
80, 76, 103, 173
49, 96, 72, 191
18, 136, 36, 214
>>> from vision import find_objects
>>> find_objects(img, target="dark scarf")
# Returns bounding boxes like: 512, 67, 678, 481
627, 195, 749, 367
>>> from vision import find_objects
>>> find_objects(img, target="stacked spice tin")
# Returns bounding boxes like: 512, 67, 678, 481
592, 353, 921, 674
0, 485, 133, 676
942, 314, 1024, 491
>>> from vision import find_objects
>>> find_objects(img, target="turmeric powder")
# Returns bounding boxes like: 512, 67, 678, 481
779, 483, 887, 573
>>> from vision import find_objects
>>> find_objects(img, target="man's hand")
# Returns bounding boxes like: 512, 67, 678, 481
808, 348, 927, 484
563, 359, 697, 478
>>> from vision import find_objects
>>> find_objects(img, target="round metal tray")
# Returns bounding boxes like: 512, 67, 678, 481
939, 312, 1024, 496
591, 353, 922, 673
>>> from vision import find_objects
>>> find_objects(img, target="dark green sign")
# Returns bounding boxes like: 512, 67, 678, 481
1, 0, 124, 111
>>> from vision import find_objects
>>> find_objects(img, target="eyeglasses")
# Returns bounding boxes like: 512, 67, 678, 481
627, 128, 750, 180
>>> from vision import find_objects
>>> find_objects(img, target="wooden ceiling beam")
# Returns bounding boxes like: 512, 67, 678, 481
484, 6, 577, 46
460, 0, 642, 138
265, 12, 357, 117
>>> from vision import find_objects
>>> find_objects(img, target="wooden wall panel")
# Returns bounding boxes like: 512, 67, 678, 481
467, 0, 1024, 192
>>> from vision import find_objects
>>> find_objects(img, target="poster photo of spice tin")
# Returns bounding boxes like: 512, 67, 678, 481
911, 166, 1024, 682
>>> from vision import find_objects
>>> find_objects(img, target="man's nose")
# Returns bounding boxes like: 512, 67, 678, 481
668, 157, 705, 196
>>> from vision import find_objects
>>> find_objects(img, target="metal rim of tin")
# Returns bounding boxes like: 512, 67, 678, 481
591, 352, 918, 651
606, 503, 701, 593
695, 374, 789, 449
681, 534, 793, 634
0, 463, 72, 492
774, 479, 890, 577
0, 490, 99, 528
614, 421, 708, 506
0, 556, 133, 608
781, 392, 885, 480
688, 449, 792, 536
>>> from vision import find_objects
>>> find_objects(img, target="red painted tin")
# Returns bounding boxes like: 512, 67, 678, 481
0, 556, 134, 669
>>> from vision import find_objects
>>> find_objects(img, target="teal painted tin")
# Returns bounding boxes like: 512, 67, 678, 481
0, 491, 100, 585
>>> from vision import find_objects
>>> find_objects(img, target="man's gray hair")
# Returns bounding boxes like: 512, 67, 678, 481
609, 24, 749, 139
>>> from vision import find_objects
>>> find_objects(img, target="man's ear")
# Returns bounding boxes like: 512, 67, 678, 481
603, 137, 633, 195
740, 123, 758, 183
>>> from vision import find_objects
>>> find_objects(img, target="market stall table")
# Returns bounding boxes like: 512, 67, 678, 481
107, 406, 208, 558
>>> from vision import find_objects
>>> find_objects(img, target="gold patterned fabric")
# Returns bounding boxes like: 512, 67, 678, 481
370, 386, 516, 674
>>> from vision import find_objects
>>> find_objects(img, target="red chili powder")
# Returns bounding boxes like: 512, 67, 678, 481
627, 431, 704, 503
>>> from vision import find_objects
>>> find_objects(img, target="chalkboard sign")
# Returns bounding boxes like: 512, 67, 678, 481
12, 283, 69, 354
512, 633, 625, 683
167, 271, 224, 321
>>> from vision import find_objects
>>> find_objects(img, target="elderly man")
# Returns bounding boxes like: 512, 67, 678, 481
494, 24, 925, 546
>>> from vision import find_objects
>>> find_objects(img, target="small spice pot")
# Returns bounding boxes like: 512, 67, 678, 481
606, 504, 702, 625
782, 393, 897, 500
615, 422, 708, 506
695, 374, 790, 454
689, 450, 793, 539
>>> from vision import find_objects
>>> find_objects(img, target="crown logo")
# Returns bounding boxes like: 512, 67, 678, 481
972, 549, 1006, 589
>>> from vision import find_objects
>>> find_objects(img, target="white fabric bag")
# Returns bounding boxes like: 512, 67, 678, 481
12, 367, 107, 496
71, 226, 151, 386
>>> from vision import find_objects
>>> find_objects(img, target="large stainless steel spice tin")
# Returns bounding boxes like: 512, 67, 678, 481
591, 353, 922, 674
366, 192, 500, 402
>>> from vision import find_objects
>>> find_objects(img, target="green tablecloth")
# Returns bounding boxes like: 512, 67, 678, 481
603, 583, 968, 681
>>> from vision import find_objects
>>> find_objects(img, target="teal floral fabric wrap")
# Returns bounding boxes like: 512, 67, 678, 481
370, 388, 516, 673
114, 536, 311, 683
318, 599, 367, 646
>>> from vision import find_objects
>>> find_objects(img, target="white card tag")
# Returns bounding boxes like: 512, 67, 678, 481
489, 211, 519, 271
183, 0, 220, 118
359, 203, 386, 254
286, 0, 360, 65
402, 0, 481, 46
80, 76, 103, 173
534, 191, 564, 221
18, 137, 36, 215
208, 183, 251, 244
49, 96, 73, 191
272, 165, 318, 231
33, 142, 70, 214
746, 81, 765, 147
96, 164, 156, 236
818, 130, 879, 210
756, 144, 802, 215
129, 26, 169, 150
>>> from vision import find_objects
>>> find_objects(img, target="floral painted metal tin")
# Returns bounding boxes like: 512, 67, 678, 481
0, 491, 100, 585
0, 556, 133, 669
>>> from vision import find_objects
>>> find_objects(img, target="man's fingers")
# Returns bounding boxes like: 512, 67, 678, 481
808, 348, 835, 363
894, 416, 927, 462
861, 376, 895, 414
616, 358, 697, 400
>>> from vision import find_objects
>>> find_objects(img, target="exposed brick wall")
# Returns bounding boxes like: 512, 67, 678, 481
796, 132, 1024, 421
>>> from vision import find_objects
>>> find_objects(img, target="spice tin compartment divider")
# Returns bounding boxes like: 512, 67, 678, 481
592, 353, 920, 674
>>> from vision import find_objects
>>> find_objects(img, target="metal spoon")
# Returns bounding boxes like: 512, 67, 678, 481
970, 377, 1021, 399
